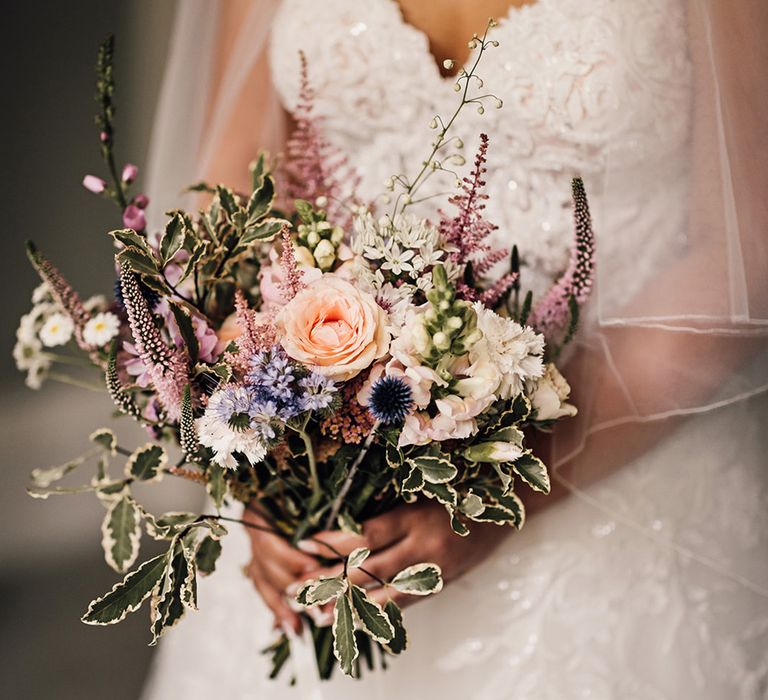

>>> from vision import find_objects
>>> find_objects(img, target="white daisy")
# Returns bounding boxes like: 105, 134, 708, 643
39, 313, 74, 347
83, 312, 121, 347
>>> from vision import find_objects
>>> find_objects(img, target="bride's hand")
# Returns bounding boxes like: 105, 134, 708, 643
242, 506, 317, 633
292, 499, 511, 610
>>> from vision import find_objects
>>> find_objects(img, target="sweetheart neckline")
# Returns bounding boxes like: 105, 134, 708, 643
380, 0, 547, 83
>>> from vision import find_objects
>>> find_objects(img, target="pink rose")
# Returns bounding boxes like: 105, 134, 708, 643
274, 275, 390, 381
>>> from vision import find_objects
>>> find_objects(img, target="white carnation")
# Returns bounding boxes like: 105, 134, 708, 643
470, 303, 545, 399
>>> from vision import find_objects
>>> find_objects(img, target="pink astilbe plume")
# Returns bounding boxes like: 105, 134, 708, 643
278, 226, 305, 300
439, 134, 515, 306
229, 290, 276, 373
283, 52, 358, 224
26, 242, 93, 350
119, 266, 187, 421
530, 177, 595, 337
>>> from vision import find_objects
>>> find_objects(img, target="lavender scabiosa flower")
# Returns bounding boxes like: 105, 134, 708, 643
119, 266, 187, 420
196, 385, 270, 469
299, 372, 337, 412
247, 346, 305, 421
367, 375, 414, 424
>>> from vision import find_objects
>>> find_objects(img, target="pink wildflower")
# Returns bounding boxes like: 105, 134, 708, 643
438, 134, 514, 306
283, 52, 358, 224
119, 266, 187, 420
530, 178, 595, 338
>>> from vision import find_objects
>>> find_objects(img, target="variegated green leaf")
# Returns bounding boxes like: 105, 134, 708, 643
385, 442, 403, 469
300, 576, 347, 606
337, 511, 363, 535
30, 456, 85, 488
497, 491, 526, 528
82, 552, 168, 625
149, 547, 188, 645
382, 600, 407, 655
145, 512, 198, 540
333, 592, 358, 676
177, 241, 207, 283
409, 455, 457, 484
347, 547, 370, 569
422, 481, 458, 508
159, 213, 186, 265
450, 511, 470, 536
350, 585, 394, 643
169, 303, 199, 365
459, 492, 486, 518
488, 425, 524, 445
401, 464, 425, 492
390, 563, 443, 596
470, 504, 517, 525
195, 536, 222, 576
109, 228, 153, 255
116, 245, 160, 277
206, 463, 227, 509
125, 443, 166, 482
246, 175, 275, 221
89, 428, 117, 455
216, 185, 238, 218
101, 493, 141, 572
181, 546, 198, 610
512, 453, 550, 493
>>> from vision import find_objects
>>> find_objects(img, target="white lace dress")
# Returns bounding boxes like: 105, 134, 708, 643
142, 1, 768, 698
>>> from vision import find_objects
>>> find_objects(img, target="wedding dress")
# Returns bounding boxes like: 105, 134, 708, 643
142, 1, 768, 698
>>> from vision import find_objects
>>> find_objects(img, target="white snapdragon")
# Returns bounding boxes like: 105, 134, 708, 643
39, 313, 74, 347
83, 312, 120, 347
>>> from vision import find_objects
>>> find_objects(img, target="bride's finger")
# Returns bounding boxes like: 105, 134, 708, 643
255, 534, 318, 575
297, 510, 408, 558
247, 563, 302, 634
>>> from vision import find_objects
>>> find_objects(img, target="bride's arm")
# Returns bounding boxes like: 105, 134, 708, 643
199, 0, 287, 192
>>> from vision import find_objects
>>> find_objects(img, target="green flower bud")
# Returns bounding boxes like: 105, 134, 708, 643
307, 231, 321, 247
313, 239, 336, 271
432, 331, 451, 351
330, 226, 344, 245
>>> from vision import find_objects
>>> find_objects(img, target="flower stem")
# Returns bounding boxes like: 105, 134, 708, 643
48, 371, 106, 392
324, 420, 380, 530
297, 428, 321, 507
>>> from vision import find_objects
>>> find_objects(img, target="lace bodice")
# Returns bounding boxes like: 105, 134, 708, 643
269, 0, 692, 300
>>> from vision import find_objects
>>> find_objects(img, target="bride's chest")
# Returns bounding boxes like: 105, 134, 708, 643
269, 0, 692, 298
270, 0, 690, 166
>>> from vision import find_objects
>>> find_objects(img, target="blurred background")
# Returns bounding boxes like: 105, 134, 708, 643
0, 2, 202, 698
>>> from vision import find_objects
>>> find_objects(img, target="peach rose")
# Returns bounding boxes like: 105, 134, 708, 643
274, 275, 390, 380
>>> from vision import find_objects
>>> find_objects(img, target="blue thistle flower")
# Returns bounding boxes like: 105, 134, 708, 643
368, 376, 413, 424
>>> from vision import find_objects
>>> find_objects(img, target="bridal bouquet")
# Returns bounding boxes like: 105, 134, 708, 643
17, 26, 593, 680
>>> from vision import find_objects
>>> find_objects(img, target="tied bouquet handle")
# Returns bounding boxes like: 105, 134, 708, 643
17, 21, 594, 681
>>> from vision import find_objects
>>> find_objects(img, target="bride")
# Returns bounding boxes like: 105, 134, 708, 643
143, 1, 768, 698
